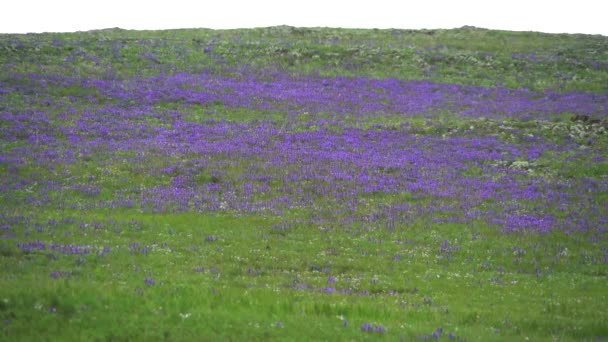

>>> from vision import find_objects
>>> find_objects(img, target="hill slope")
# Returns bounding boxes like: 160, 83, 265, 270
0, 26, 607, 341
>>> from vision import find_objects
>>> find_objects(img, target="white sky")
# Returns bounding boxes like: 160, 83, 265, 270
1, 0, 606, 36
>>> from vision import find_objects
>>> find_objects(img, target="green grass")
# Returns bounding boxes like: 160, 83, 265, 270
2, 208, 607, 340
2, 26, 607, 92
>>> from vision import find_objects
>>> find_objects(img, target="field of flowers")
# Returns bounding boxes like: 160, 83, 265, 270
1, 26, 607, 340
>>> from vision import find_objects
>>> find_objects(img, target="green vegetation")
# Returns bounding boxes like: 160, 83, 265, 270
2, 26, 607, 92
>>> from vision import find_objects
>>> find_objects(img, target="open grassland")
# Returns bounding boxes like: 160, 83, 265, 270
1, 26, 607, 340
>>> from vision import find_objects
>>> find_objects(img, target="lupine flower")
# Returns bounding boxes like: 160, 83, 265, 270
16, 241, 45, 252
204, 235, 218, 242
360, 323, 385, 332
50, 271, 71, 279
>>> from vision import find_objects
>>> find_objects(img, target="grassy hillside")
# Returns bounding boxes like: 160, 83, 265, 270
2, 25, 607, 91
0, 26, 607, 341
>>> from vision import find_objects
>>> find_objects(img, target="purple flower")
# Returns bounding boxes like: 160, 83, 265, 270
50, 271, 70, 279
360, 323, 372, 331
16, 241, 46, 252
360, 323, 385, 333
144, 278, 155, 286
128, 242, 149, 254
321, 287, 336, 293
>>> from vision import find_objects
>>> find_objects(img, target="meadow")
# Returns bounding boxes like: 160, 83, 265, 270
0, 26, 607, 340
